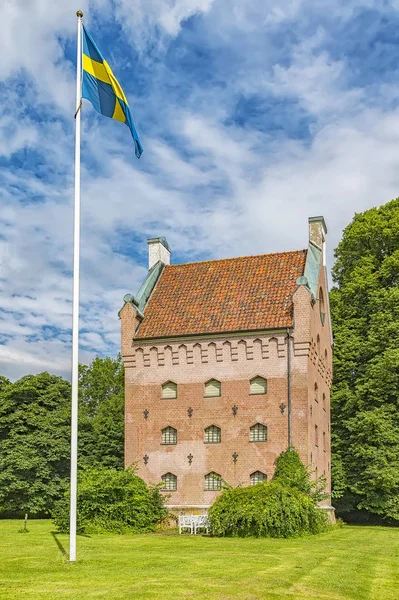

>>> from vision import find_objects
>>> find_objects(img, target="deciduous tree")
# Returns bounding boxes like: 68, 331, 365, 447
331, 198, 399, 521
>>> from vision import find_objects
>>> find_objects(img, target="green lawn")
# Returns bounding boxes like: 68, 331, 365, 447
0, 520, 398, 599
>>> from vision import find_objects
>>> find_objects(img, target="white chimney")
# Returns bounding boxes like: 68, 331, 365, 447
147, 237, 171, 270
308, 216, 327, 266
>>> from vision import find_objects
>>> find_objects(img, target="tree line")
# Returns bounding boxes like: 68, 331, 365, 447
1, 198, 399, 522
0, 357, 124, 516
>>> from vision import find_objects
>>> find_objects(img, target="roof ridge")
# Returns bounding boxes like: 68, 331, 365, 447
164, 248, 307, 268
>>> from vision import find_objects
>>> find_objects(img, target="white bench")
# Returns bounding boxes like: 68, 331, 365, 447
178, 514, 210, 535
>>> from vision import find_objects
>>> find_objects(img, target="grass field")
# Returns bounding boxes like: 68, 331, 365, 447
0, 520, 398, 599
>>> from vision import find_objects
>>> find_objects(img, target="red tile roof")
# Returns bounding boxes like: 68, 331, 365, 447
136, 250, 307, 339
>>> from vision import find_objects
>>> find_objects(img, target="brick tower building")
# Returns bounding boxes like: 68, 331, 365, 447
120, 216, 333, 517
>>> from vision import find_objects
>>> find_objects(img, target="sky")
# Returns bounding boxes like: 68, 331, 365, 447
2, 0, 399, 381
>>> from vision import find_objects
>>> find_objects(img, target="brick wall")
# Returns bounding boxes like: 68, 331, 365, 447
122, 286, 332, 507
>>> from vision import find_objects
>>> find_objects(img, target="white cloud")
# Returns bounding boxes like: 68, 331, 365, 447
114, 0, 214, 48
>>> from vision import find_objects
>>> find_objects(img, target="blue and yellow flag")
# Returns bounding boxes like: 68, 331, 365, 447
82, 26, 143, 158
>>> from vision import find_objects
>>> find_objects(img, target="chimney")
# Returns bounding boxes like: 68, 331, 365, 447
308, 216, 327, 266
147, 237, 171, 270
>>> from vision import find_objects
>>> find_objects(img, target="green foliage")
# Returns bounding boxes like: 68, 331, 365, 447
52, 466, 167, 534
208, 481, 328, 538
78, 355, 125, 470
0, 373, 71, 516
0, 356, 125, 517
272, 448, 328, 503
331, 198, 399, 521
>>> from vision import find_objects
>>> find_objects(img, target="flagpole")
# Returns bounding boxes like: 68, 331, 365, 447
69, 9, 83, 563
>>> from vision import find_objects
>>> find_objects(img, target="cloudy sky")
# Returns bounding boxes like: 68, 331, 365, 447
1, 0, 399, 380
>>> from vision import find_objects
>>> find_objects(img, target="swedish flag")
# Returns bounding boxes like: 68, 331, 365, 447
82, 26, 143, 158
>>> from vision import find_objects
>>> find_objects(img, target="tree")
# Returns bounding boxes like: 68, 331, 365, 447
0, 355, 125, 516
0, 373, 71, 516
272, 448, 327, 504
78, 355, 125, 469
330, 198, 399, 521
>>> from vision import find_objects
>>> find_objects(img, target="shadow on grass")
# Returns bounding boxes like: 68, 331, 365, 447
51, 532, 67, 557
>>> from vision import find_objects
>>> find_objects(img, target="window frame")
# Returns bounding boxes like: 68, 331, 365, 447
250, 423, 268, 442
204, 425, 221, 444
250, 471, 267, 485
249, 376, 267, 395
161, 472, 177, 491
204, 472, 222, 491
161, 426, 177, 445
161, 381, 177, 399
204, 379, 222, 398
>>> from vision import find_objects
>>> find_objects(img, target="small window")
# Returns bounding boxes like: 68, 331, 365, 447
323, 431, 326, 452
316, 335, 320, 355
205, 425, 221, 444
250, 423, 267, 442
314, 383, 318, 403
319, 288, 325, 326
315, 424, 319, 447
161, 472, 177, 491
250, 376, 267, 395
250, 471, 267, 485
162, 381, 177, 399
205, 472, 221, 491
324, 349, 328, 363
322, 393, 326, 411
162, 426, 177, 445
205, 379, 221, 397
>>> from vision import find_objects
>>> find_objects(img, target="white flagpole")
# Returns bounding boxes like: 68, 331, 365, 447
69, 9, 83, 563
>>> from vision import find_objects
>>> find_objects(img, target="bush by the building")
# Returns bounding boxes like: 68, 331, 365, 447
208, 449, 329, 538
52, 466, 167, 534
208, 481, 328, 538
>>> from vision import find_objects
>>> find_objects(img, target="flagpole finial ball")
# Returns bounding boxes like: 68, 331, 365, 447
76, 10, 83, 18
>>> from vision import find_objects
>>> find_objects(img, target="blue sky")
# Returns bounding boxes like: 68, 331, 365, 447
2, 0, 399, 380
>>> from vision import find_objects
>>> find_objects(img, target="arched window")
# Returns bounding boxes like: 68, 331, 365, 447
162, 381, 177, 399
161, 472, 177, 491
205, 472, 221, 491
250, 376, 267, 395
324, 349, 328, 363
204, 425, 221, 444
204, 379, 221, 397
315, 424, 319, 447
316, 335, 320, 355
319, 288, 325, 325
161, 426, 177, 445
250, 423, 267, 442
250, 471, 267, 485
314, 383, 318, 403
322, 392, 326, 411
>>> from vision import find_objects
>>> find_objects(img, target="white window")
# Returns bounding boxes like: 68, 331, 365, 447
250, 423, 267, 442
204, 425, 221, 444
204, 379, 221, 397
250, 471, 267, 485
162, 381, 177, 399
205, 472, 221, 491
250, 376, 267, 395
162, 426, 177, 445
161, 472, 177, 491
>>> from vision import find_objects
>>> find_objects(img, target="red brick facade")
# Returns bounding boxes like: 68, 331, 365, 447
121, 218, 332, 513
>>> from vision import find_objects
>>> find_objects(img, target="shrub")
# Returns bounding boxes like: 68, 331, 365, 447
52, 466, 167, 534
273, 448, 328, 503
208, 481, 328, 538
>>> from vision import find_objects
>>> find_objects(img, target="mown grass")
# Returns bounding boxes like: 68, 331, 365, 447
0, 520, 398, 599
